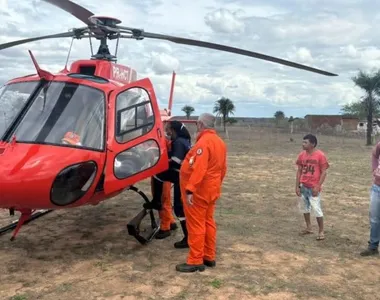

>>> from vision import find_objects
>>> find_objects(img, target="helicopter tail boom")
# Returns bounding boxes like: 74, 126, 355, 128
167, 71, 176, 116
159, 71, 198, 125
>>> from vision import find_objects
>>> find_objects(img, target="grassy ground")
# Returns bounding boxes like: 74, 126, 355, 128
1, 127, 379, 300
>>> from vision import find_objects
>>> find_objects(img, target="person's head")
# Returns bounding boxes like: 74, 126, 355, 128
302, 133, 317, 150
196, 113, 216, 133
166, 120, 191, 142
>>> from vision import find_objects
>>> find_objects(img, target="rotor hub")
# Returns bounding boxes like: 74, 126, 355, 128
88, 15, 122, 27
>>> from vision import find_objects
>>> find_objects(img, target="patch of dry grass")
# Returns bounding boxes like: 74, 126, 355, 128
1, 127, 380, 300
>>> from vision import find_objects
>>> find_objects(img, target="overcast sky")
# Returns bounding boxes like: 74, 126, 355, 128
0, 0, 379, 118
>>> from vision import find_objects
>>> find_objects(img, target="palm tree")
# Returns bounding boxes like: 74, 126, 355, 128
181, 105, 195, 119
352, 70, 380, 145
213, 97, 235, 132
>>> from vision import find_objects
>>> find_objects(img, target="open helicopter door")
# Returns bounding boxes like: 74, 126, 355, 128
105, 78, 169, 244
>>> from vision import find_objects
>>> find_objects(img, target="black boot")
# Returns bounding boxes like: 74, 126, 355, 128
155, 222, 177, 239
174, 220, 189, 249
170, 223, 178, 230
176, 263, 205, 272
203, 259, 216, 267
360, 248, 379, 256
155, 229, 171, 239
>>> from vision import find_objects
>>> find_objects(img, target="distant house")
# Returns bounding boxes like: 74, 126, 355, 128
357, 119, 380, 134
304, 114, 359, 131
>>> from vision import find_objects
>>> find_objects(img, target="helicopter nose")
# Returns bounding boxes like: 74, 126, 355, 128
0, 143, 102, 210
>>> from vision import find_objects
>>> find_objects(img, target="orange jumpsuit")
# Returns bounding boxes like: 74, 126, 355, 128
150, 138, 176, 231
159, 181, 175, 231
179, 129, 227, 265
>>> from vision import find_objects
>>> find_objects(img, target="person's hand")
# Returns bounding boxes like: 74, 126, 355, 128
186, 193, 193, 205
296, 186, 301, 197
312, 185, 320, 197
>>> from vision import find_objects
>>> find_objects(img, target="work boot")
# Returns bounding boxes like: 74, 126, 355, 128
175, 263, 205, 273
174, 237, 189, 248
203, 259, 216, 267
170, 223, 178, 231
360, 248, 379, 256
155, 229, 171, 239
174, 220, 189, 249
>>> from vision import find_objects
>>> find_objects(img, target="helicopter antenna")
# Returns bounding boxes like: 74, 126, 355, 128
64, 37, 75, 71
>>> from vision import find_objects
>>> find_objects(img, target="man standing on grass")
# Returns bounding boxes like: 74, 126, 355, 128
295, 134, 329, 241
175, 113, 227, 273
360, 141, 380, 256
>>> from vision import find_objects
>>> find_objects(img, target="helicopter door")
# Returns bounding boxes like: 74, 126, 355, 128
104, 78, 169, 194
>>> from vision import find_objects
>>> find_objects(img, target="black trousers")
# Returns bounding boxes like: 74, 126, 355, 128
152, 169, 185, 218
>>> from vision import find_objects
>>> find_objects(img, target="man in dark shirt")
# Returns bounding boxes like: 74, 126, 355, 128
144, 120, 191, 248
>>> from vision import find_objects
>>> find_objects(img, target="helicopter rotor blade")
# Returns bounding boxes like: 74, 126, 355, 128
122, 28, 337, 77
41, 0, 94, 25
0, 32, 77, 51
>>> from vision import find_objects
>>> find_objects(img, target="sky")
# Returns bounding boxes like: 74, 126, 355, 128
0, 0, 379, 118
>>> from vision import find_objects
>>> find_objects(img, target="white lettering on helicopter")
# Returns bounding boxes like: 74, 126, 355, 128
112, 65, 130, 82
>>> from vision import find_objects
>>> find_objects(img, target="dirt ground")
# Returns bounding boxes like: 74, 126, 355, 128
1, 127, 380, 300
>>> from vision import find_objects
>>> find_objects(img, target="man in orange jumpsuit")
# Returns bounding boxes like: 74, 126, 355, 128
151, 179, 177, 238
151, 131, 178, 239
176, 113, 227, 273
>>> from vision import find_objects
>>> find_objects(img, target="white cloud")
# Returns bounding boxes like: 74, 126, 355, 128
205, 8, 245, 34
0, 0, 379, 118
149, 52, 180, 75
286, 47, 313, 64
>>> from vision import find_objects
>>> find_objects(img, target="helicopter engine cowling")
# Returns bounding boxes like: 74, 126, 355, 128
0, 143, 106, 210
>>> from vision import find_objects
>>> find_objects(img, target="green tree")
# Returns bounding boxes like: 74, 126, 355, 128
213, 97, 235, 132
181, 105, 195, 119
341, 101, 380, 120
274, 110, 285, 126
350, 70, 380, 145
274, 110, 285, 120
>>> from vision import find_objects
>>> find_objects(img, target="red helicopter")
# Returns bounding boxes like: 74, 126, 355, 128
0, 0, 338, 244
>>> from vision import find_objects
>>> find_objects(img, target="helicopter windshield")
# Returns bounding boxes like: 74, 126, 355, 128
0, 81, 40, 139
11, 81, 105, 151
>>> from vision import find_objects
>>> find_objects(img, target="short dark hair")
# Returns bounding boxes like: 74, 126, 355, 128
303, 134, 317, 147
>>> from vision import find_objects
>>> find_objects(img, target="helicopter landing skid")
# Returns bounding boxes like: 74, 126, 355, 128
0, 209, 52, 240
126, 186, 160, 245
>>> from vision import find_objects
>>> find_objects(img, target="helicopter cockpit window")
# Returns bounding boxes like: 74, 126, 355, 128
115, 87, 154, 143
12, 82, 105, 151
0, 81, 39, 140
114, 139, 160, 179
